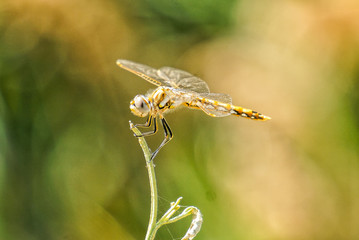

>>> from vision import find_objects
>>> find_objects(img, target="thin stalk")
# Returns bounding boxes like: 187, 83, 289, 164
129, 121, 158, 240
130, 121, 202, 240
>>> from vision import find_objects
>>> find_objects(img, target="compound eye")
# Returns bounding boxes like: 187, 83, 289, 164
134, 95, 149, 113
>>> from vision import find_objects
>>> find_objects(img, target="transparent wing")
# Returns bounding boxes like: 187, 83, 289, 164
117, 59, 210, 93
158, 67, 210, 93
117, 59, 167, 87
183, 93, 233, 117
196, 93, 233, 117
199, 93, 232, 104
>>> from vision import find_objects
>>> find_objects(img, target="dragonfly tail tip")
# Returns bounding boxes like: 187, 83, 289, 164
263, 115, 271, 121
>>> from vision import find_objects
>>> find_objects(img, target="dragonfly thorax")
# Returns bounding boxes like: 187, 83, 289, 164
130, 95, 151, 117
130, 88, 178, 118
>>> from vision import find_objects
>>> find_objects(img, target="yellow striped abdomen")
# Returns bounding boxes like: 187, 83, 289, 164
230, 105, 271, 121
185, 98, 271, 121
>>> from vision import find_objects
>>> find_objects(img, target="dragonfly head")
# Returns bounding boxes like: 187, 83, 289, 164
130, 95, 150, 117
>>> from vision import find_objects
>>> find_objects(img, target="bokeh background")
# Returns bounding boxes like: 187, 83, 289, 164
1, 0, 359, 239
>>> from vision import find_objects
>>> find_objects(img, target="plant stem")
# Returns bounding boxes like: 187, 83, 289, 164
130, 121, 202, 240
129, 122, 158, 240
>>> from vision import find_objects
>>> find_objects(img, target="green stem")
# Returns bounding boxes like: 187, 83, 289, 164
129, 122, 158, 240
130, 121, 202, 240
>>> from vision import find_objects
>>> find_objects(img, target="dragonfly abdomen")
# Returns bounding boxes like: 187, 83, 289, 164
197, 98, 270, 121
230, 105, 271, 121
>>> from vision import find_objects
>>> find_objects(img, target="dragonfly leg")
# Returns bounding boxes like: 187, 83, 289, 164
132, 116, 158, 137
134, 115, 153, 128
150, 117, 173, 161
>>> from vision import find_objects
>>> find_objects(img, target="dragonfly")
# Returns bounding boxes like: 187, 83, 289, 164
117, 59, 271, 160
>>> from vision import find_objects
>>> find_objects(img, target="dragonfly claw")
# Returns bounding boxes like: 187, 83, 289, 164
134, 133, 144, 138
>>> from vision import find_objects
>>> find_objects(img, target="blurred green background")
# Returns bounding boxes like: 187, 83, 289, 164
1, 0, 359, 239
